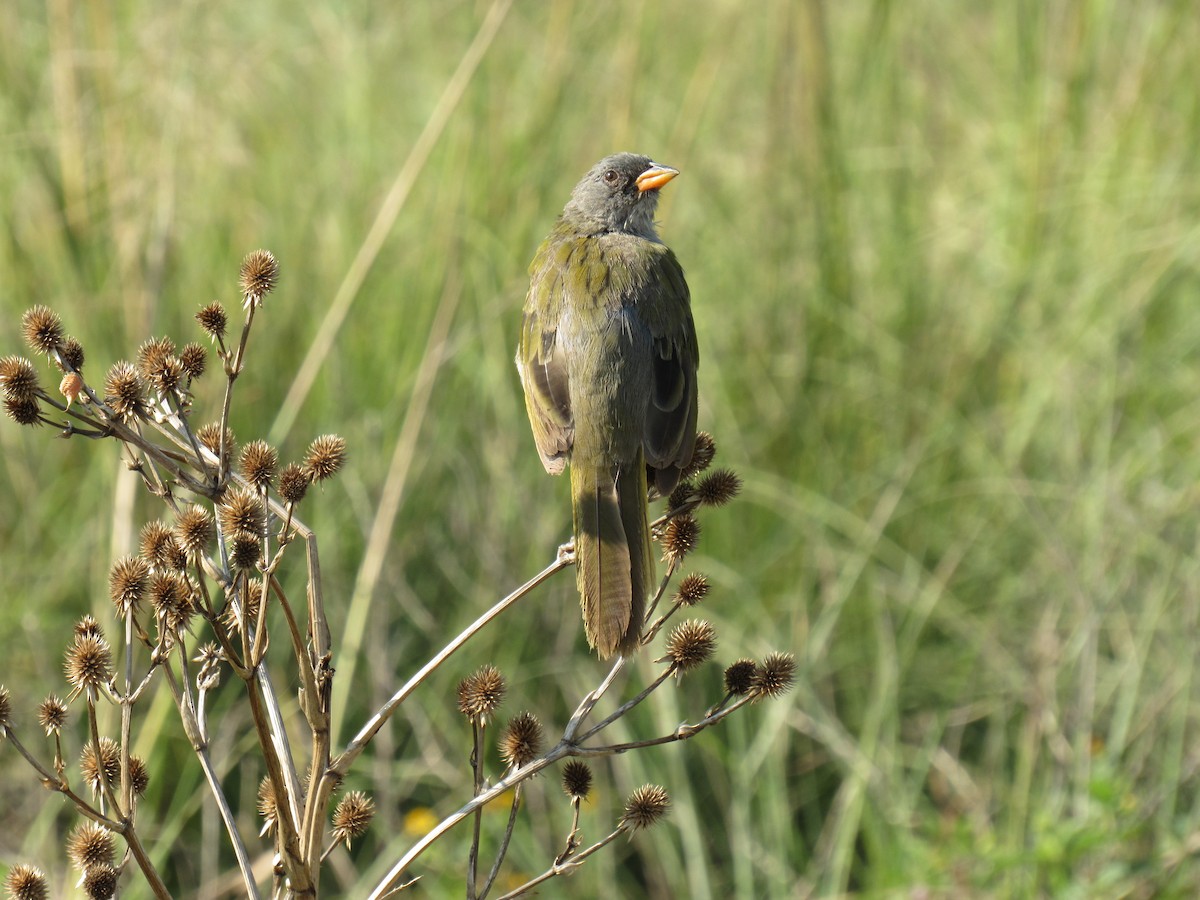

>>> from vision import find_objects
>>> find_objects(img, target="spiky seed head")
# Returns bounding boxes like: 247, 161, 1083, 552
67, 821, 116, 871
752, 652, 797, 700
0, 684, 10, 730
179, 341, 207, 379
240, 440, 278, 490
129, 755, 150, 796
331, 790, 375, 848
4, 395, 42, 426
257, 776, 278, 836
456, 665, 506, 722
74, 615, 104, 641
175, 505, 216, 555
695, 468, 742, 507
82, 864, 118, 899
22, 305, 64, 354
37, 694, 69, 735
103, 361, 145, 421
240, 249, 279, 307
278, 462, 310, 505
79, 737, 120, 796
682, 431, 716, 479
664, 620, 716, 673
661, 513, 701, 565
148, 354, 185, 395
219, 486, 265, 536
621, 785, 670, 831
561, 761, 593, 801
139, 521, 176, 570
675, 572, 710, 606
65, 634, 112, 699
500, 712, 544, 769
60, 371, 84, 407
151, 573, 195, 642
0, 356, 40, 401
4, 864, 48, 900
196, 302, 228, 340
303, 434, 347, 482
58, 336, 85, 372
196, 422, 236, 458
136, 337, 176, 381
108, 556, 148, 619
667, 480, 696, 512
229, 532, 262, 571
723, 659, 758, 696
224, 583, 263, 635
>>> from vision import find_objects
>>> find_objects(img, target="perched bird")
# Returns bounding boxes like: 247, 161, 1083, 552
517, 153, 699, 658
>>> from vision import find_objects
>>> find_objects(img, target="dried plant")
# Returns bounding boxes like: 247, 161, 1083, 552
0, 250, 794, 898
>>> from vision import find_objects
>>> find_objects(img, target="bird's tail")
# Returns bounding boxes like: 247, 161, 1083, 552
571, 453, 652, 658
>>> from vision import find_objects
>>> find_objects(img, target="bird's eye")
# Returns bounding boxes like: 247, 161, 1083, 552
603, 169, 620, 185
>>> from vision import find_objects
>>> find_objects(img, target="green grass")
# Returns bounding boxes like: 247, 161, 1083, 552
4, 0, 1200, 896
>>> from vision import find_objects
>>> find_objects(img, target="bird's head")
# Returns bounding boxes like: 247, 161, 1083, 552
561, 153, 679, 239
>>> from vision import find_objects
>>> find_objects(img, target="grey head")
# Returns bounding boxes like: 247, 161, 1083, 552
560, 152, 679, 240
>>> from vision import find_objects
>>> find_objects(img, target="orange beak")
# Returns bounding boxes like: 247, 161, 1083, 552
635, 164, 679, 193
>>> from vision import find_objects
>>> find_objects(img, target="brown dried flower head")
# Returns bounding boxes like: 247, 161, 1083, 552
500, 711, 544, 769
4, 864, 48, 900
136, 336, 176, 381
695, 468, 742, 507
723, 659, 758, 696
67, 821, 116, 871
60, 371, 84, 407
0, 684, 10, 730
257, 776, 278, 836
331, 790, 375, 848
82, 864, 118, 900
65, 633, 112, 699
278, 462, 310, 505
196, 302, 228, 340
148, 354, 185, 395
4, 395, 42, 426
752, 652, 797, 700
74, 615, 104, 641
240, 249, 279, 307
621, 784, 671, 831
22, 305, 64, 354
240, 440, 279, 490
219, 486, 265, 536
224, 583, 263, 635
38, 694, 69, 735
129, 755, 150, 796
682, 431, 716, 479
229, 531, 262, 571
0, 356, 40, 401
196, 422, 236, 459
176, 505, 216, 555
57, 336, 85, 372
675, 572, 710, 607
150, 573, 195, 641
561, 760, 593, 801
139, 521, 179, 570
664, 619, 716, 673
661, 513, 701, 565
667, 480, 696, 512
103, 360, 146, 421
80, 737, 120, 796
456, 665, 506, 722
179, 341, 207, 379
304, 433, 347, 482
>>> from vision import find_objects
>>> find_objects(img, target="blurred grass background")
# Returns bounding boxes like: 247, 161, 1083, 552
3, 0, 1200, 896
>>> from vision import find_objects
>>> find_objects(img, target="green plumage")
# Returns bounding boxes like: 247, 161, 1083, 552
517, 154, 698, 658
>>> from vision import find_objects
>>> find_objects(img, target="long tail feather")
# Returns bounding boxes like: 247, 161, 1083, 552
572, 463, 636, 658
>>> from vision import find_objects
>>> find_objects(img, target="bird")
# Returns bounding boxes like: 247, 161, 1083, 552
516, 153, 699, 658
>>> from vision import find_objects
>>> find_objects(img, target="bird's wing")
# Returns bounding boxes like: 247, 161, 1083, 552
518, 245, 574, 476
640, 246, 699, 493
